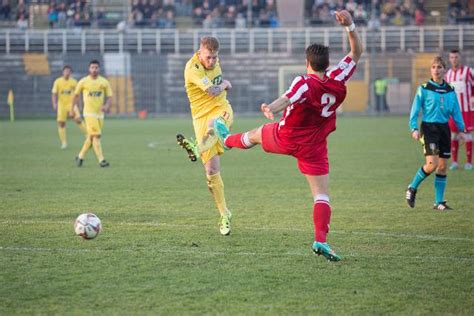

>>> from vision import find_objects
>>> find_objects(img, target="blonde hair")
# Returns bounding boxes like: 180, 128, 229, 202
200, 36, 219, 53
432, 56, 447, 69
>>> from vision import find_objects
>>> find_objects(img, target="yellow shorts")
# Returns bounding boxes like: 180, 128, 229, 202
84, 116, 104, 136
57, 104, 81, 122
193, 106, 233, 164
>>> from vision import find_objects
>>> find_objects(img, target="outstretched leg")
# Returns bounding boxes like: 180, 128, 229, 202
214, 117, 263, 149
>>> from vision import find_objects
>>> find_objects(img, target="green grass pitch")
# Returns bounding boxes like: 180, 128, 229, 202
1, 117, 473, 314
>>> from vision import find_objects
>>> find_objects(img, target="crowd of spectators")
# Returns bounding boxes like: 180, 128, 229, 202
307, 0, 473, 27
0, 0, 472, 30
307, 0, 427, 26
447, 0, 473, 24
129, 0, 278, 28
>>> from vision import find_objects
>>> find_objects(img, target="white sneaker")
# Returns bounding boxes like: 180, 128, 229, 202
449, 162, 458, 170
61, 143, 68, 149
464, 163, 473, 170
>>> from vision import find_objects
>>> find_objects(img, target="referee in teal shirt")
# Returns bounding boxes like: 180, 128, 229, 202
406, 56, 467, 211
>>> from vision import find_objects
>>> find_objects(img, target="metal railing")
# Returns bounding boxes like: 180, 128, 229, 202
1, 25, 473, 54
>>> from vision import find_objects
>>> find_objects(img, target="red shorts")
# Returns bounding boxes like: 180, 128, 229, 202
448, 112, 474, 132
261, 122, 329, 176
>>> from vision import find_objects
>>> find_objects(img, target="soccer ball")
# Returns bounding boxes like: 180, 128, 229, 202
74, 213, 102, 239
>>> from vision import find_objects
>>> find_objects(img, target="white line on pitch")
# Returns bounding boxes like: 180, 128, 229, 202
0, 219, 472, 242
0, 246, 472, 262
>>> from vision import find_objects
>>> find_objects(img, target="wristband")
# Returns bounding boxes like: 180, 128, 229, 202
345, 23, 356, 32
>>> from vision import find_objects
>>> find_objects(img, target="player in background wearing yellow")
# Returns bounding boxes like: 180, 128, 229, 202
73, 60, 113, 168
177, 37, 234, 235
51, 65, 86, 149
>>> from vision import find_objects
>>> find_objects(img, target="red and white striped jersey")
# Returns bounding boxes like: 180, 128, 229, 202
278, 55, 357, 145
445, 65, 474, 113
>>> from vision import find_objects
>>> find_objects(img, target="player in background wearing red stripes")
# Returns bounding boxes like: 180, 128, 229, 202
445, 49, 474, 170
213, 10, 363, 261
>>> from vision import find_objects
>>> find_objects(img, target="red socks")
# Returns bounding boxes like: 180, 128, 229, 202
224, 132, 254, 149
452, 139, 473, 164
451, 140, 459, 163
313, 196, 331, 243
467, 140, 472, 164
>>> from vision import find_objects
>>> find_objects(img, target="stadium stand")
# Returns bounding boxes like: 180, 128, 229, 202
1, 0, 472, 29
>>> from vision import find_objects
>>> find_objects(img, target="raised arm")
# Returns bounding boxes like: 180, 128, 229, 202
261, 96, 291, 120
261, 76, 307, 120
335, 10, 363, 63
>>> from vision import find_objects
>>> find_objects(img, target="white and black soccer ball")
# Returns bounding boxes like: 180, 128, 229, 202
74, 213, 102, 240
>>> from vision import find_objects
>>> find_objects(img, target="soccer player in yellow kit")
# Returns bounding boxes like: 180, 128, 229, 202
73, 60, 113, 168
177, 36, 234, 235
51, 65, 87, 149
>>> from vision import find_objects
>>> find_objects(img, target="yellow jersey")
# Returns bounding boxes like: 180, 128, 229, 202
52, 77, 77, 108
74, 75, 113, 118
184, 53, 231, 119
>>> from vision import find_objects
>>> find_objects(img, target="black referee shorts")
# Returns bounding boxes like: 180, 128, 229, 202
420, 122, 451, 159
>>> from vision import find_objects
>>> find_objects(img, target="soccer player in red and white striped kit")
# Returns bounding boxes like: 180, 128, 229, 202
445, 49, 474, 170
213, 10, 363, 261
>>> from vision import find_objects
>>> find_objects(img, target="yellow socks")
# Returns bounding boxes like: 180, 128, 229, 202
78, 121, 87, 135
58, 126, 67, 146
78, 137, 92, 159
92, 137, 105, 162
206, 172, 229, 216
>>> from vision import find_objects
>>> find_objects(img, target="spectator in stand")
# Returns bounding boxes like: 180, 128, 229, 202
16, 0, 28, 20
48, 3, 58, 28
400, 0, 413, 24
132, 0, 140, 13
150, 0, 161, 13
82, 12, 91, 27
235, 12, 246, 28
141, 0, 153, 22
224, 5, 236, 27
97, 7, 107, 27
57, 2, 67, 28
193, 6, 205, 25
345, 0, 357, 15
414, 7, 424, 25
70, 0, 82, 15
73, 12, 82, 28
17, 12, 27, 29
391, 8, 405, 26
162, 9, 175, 28
163, 0, 176, 15
201, 0, 213, 16
0, 0, 11, 20
353, 4, 368, 25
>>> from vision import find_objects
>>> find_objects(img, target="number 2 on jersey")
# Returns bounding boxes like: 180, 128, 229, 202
321, 93, 336, 117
